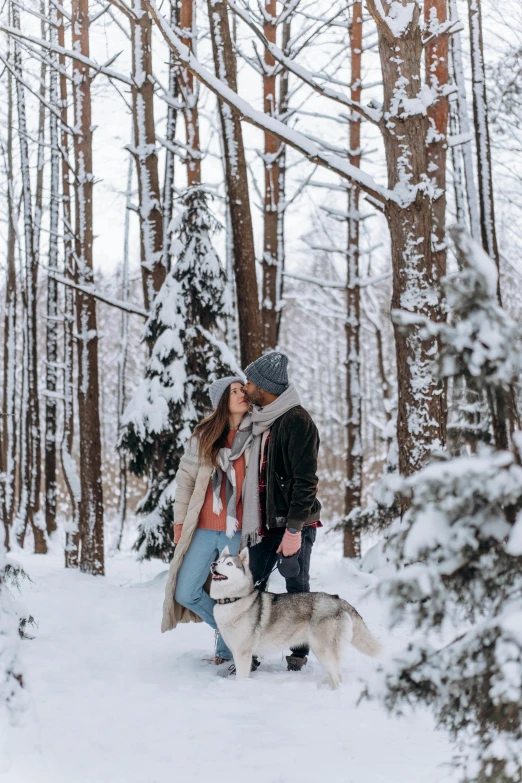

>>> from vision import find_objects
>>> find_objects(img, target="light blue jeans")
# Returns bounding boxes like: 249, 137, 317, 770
175, 528, 241, 660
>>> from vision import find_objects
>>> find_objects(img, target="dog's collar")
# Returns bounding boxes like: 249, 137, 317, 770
215, 597, 242, 604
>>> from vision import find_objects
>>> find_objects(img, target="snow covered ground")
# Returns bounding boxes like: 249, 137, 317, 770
2, 532, 457, 783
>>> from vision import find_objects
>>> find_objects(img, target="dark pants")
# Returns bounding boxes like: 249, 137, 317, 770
248, 525, 317, 658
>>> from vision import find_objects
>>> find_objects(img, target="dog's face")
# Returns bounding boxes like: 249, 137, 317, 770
210, 547, 253, 599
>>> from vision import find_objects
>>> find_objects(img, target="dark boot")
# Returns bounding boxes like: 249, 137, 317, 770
228, 656, 261, 676
286, 654, 308, 671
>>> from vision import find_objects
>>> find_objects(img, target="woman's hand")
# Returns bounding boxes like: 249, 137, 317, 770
174, 524, 183, 545
277, 529, 301, 557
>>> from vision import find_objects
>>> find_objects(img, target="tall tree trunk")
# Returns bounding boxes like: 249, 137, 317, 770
58, 5, 81, 568
344, 1, 363, 559
12, 4, 46, 554
3, 29, 17, 537
275, 18, 291, 345
130, 0, 166, 310
162, 0, 179, 272
207, 0, 262, 365
46, 3, 60, 536
116, 156, 133, 551
425, 0, 449, 281
261, 0, 281, 350
71, 0, 105, 575
367, 0, 446, 478
34, 6, 47, 263
180, 0, 202, 186
467, 0, 500, 299
449, 0, 480, 239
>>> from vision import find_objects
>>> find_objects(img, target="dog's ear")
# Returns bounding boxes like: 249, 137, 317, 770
239, 548, 249, 565
221, 546, 230, 557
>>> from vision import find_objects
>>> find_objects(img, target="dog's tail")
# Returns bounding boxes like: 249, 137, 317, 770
340, 600, 382, 658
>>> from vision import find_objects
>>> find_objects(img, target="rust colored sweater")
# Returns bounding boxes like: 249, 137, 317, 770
174, 429, 245, 543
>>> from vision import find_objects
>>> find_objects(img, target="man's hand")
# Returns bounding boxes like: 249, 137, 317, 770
277, 529, 302, 557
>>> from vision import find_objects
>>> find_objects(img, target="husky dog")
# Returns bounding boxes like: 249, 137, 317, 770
210, 547, 381, 688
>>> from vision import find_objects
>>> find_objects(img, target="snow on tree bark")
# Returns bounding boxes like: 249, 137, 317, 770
162, 0, 179, 273
367, 0, 446, 477
45, 1, 60, 537
71, 0, 105, 575
261, 0, 281, 350
58, 5, 81, 568
12, 3, 46, 554
207, 0, 262, 366
467, 0, 501, 300
448, 0, 480, 240
120, 188, 240, 561
2, 29, 17, 541
344, 1, 363, 559
130, 0, 166, 311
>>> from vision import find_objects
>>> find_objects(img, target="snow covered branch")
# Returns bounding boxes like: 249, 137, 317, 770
144, 0, 391, 205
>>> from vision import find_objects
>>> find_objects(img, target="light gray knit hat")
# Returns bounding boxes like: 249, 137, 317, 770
244, 351, 289, 395
208, 376, 245, 409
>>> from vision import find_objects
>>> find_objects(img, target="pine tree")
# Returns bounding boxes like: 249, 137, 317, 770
363, 228, 522, 783
120, 187, 240, 561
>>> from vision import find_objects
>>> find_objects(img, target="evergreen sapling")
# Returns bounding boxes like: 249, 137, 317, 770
120, 187, 240, 561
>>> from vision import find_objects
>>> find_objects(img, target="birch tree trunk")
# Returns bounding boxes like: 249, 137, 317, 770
275, 18, 291, 345
367, 0, 446, 477
45, 5, 60, 536
207, 0, 262, 365
261, 0, 281, 350
58, 5, 81, 568
467, 0, 500, 299
131, 0, 166, 310
71, 0, 105, 575
12, 4, 46, 554
344, 1, 363, 558
3, 33, 17, 537
34, 7, 47, 263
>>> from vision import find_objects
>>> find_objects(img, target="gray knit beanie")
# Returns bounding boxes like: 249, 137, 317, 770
244, 351, 289, 395
208, 376, 245, 409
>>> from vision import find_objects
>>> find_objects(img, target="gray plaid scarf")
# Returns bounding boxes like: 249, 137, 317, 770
240, 384, 301, 548
211, 422, 253, 538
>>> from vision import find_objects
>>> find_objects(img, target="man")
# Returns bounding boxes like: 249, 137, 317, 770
242, 351, 321, 672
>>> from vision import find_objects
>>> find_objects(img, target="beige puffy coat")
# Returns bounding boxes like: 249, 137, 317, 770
161, 435, 250, 633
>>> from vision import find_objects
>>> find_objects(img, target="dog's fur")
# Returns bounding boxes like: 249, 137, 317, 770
210, 547, 381, 688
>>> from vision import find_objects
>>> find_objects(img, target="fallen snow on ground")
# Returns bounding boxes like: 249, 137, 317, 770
2, 531, 456, 783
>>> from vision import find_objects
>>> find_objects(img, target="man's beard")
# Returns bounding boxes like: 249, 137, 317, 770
244, 389, 263, 406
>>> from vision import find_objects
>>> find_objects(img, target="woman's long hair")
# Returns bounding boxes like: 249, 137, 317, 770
194, 386, 232, 468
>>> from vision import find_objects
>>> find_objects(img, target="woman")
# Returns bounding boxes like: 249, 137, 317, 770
161, 376, 251, 663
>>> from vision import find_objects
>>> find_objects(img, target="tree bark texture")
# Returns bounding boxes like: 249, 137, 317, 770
180, 0, 202, 185
131, 0, 166, 310
467, 0, 501, 299
368, 0, 446, 477
162, 0, 179, 271
424, 0, 449, 281
3, 35, 17, 536
45, 5, 60, 536
72, 0, 105, 575
12, 4, 46, 554
207, 0, 262, 366
344, 1, 363, 559
58, 7, 81, 568
261, 0, 281, 350
449, 0, 480, 240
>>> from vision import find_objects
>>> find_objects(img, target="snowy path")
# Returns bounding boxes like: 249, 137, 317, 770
3, 536, 456, 783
